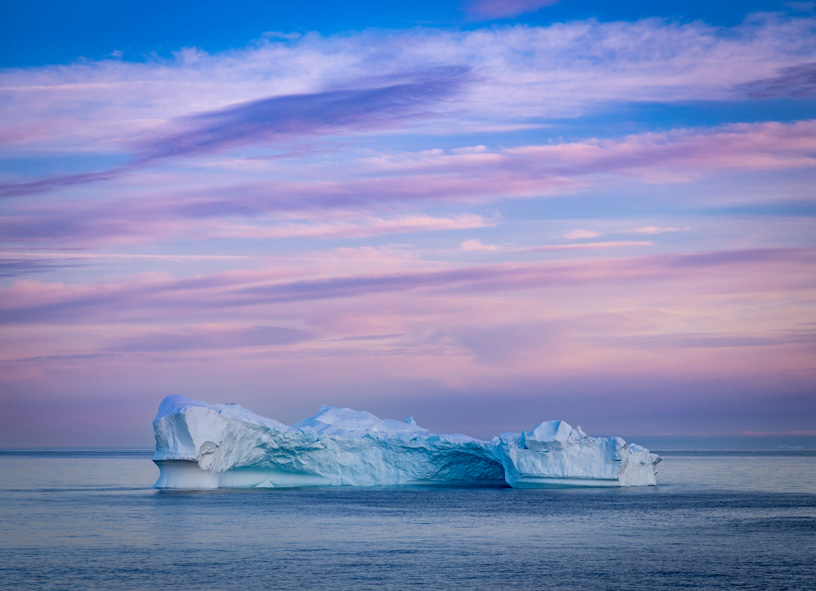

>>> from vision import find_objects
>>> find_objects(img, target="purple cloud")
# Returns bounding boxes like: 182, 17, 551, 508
657, 248, 806, 269
1, 247, 812, 324
1, 117, 814, 253
465, 0, 560, 19
132, 65, 471, 162
0, 169, 127, 199
0, 66, 471, 198
597, 331, 816, 349
108, 325, 313, 353
739, 61, 816, 98
0, 258, 83, 278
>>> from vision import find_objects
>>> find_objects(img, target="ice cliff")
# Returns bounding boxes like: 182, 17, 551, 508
152, 395, 660, 489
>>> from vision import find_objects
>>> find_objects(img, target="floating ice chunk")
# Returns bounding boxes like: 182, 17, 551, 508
152, 395, 660, 489
493, 419, 661, 488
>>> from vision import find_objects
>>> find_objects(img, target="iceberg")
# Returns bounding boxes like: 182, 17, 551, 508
152, 395, 661, 489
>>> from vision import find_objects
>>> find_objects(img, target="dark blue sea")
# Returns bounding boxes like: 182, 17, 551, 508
1, 450, 814, 590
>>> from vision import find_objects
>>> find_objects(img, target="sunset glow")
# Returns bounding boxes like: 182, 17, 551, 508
2, 0, 815, 446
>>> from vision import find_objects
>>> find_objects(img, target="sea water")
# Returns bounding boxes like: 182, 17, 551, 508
1, 450, 814, 590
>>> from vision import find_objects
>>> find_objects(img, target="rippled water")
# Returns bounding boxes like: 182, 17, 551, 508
1, 450, 814, 590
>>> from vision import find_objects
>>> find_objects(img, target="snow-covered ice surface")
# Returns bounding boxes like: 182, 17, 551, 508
152, 395, 660, 489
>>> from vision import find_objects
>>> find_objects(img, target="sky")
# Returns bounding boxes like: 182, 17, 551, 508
1, 0, 815, 448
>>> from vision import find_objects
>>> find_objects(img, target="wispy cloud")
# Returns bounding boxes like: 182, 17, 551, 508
460, 239, 499, 252
107, 325, 313, 353
0, 204, 492, 249
208, 214, 492, 241
564, 230, 602, 240
465, 0, 560, 19
514, 241, 653, 253
0, 258, 83, 278
0, 66, 471, 197
561, 226, 687, 241
0, 252, 255, 261
597, 330, 816, 350
507, 120, 816, 180
738, 61, 816, 98
628, 226, 687, 235
462, 239, 653, 253
1, 119, 811, 254
0, 170, 125, 198
3, 16, 815, 155
1, 247, 812, 324
131, 66, 471, 163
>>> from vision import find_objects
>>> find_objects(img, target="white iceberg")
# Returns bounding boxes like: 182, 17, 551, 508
493, 420, 659, 487
152, 395, 660, 489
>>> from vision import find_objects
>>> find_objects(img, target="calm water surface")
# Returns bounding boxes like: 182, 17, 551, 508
1, 450, 814, 590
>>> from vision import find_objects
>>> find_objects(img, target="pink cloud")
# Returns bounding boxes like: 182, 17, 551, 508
461, 239, 653, 253
0, 119, 812, 254
515, 241, 653, 252
1, 247, 813, 326
0, 66, 472, 197
207, 214, 492, 240
508, 120, 816, 180
460, 239, 499, 252
564, 230, 602, 240
107, 324, 313, 353
629, 226, 687, 235
2, 242, 814, 443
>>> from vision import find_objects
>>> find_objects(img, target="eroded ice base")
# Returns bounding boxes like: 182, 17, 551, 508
153, 460, 509, 489
152, 395, 660, 489
153, 461, 334, 489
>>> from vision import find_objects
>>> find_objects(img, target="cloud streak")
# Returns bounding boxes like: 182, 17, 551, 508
207, 214, 492, 241
0, 66, 471, 197
107, 325, 313, 353
131, 66, 471, 163
465, 0, 560, 19
514, 241, 653, 253
0, 258, 82, 278
739, 61, 816, 98
2, 119, 811, 251
1, 247, 812, 324
597, 330, 816, 350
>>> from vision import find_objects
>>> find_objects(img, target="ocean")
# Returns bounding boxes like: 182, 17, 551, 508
1, 450, 814, 590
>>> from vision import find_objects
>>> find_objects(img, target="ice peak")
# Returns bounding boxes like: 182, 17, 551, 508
294, 405, 428, 436
154, 394, 287, 430
296, 406, 382, 432
529, 420, 577, 442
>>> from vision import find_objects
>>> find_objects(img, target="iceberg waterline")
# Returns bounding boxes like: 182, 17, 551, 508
152, 395, 661, 489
